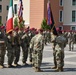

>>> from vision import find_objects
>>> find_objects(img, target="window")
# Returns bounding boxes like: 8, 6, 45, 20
0, 16, 2, 22
59, 26, 63, 30
6, 16, 7, 21
14, 4, 17, 14
71, 26, 75, 30
72, 10, 76, 22
0, 5, 2, 12
6, 6, 9, 10
60, 0, 63, 6
72, 0, 76, 5
59, 10, 63, 22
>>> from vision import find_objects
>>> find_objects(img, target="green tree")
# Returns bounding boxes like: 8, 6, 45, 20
14, 17, 18, 27
14, 17, 25, 28
41, 18, 51, 30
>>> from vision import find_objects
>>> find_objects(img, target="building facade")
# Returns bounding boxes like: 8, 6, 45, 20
0, 0, 76, 31
30, 0, 76, 31
13, 0, 30, 26
63, 0, 76, 31
0, 0, 9, 26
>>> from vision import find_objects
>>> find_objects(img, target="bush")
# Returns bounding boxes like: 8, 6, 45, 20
41, 18, 51, 30
14, 17, 25, 28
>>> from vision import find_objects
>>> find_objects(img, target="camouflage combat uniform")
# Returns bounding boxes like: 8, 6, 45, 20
6, 32, 15, 67
68, 32, 75, 51
0, 30, 6, 68
54, 34, 67, 71
30, 32, 44, 72
51, 33, 57, 69
20, 30, 29, 65
13, 31, 20, 66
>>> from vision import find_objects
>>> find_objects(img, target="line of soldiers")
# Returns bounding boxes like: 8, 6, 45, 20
0, 26, 45, 72
0, 25, 76, 72
6, 27, 37, 68
63, 30, 76, 51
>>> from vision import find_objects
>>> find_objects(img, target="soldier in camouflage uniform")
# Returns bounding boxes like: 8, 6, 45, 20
67, 31, 75, 51
52, 29, 67, 72
51, 32, 57, 69
43, 30, 48, 45
28, 28, 37, 64
0, 26, 6, 68
62, 31, 68, 44
46, 30, 51, 44
20, 28, 29, 65
30, 29, 44, 72
6, 31, 15, 68
13, 27, 21, 66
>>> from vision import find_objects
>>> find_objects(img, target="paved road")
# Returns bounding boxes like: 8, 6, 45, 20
0, 43, 76, 75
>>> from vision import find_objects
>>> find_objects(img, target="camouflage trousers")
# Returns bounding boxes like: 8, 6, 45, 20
32, 50, 43, 68
0, 43, 6, 65
28, 48, 32, 62
55, 50, 64, 68
21, 44, 28, 63
13, 46, 20, 64
68, 41, 74, 51
53, 50, 57, 67
7, 47, 14, 65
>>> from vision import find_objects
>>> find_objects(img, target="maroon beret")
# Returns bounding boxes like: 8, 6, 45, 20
1, 26, 5, 29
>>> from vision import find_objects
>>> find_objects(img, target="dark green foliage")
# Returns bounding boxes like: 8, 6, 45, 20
14, 17, 18, 27
41, 18, 51, 30
14, 17, 25, 28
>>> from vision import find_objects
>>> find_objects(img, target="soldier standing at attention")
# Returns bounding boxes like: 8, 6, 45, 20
67, 31, 75, 51
6, 31, 15, 68
0, 26, 6, 68
20, 28, 29, 65
13, 27, 21, 66
51, 32, 57, 69
30, 29, 44, 72
52, 29, 67, 72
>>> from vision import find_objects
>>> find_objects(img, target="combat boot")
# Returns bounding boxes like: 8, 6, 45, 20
61, 67, 63, 71
51, 66, 57, 69
29, 61, 32, 65
55, 67, 62, 72
23, 62, 29, 66
0, 65, 3, 69
13, 64, 21, 67
7, 65, 15, 68
55, 68, 59, 72
35, 67, 43, 72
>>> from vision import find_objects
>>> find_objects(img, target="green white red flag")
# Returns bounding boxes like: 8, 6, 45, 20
6, 0, 13, 34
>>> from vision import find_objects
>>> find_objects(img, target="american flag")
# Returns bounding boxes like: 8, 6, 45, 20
18, 0, 23, 23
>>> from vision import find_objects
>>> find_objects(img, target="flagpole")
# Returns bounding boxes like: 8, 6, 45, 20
18, 0, 23, 30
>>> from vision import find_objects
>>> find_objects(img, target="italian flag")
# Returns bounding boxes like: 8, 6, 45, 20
6, 0, 13, 34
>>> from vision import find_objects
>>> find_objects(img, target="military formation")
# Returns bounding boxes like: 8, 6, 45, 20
0, 25, 76, 72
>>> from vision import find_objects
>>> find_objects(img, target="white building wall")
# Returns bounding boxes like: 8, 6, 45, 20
23, 0, 30, 26
63, 0, 76, 26
13, 0, 30, 26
